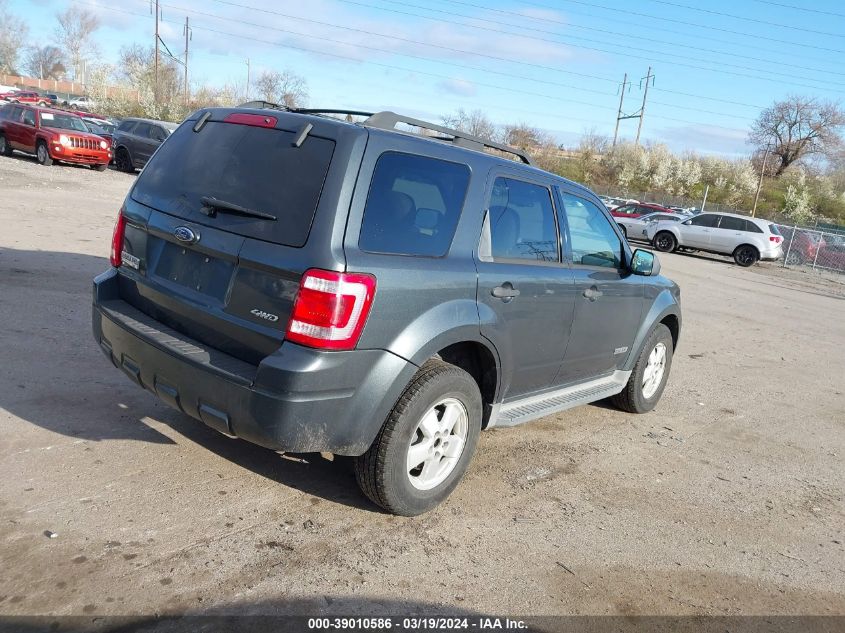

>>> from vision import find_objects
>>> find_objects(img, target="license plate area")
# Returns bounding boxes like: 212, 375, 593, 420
154, 242, 233, 301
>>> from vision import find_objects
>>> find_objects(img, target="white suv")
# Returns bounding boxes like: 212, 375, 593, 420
646, 212, 784, 267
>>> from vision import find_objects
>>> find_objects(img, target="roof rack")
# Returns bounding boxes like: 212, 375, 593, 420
364, 111, 533, 165
237, 103, 533, 165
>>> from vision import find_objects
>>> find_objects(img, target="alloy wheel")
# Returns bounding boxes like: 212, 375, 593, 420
406, 397, 469, 491
642, 342, 667, 399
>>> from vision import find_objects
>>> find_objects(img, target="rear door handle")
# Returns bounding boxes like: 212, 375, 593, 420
583, 286, 603, 301
492, 283, 520, 301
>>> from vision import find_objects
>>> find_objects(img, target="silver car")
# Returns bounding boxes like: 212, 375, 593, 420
616, 211, 688, 241
646, 212, 784, 267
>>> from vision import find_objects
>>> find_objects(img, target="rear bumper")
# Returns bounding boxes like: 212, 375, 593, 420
760, 246, 783, 261
92, 269, 417, 456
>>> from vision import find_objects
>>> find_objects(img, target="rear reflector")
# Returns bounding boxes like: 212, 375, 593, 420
286, 269, 376, 351
223, 113, 277, 128
110, 209, 126, 267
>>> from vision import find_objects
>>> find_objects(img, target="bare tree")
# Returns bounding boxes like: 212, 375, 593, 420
252, 70, 308, 108
23, 46, 66, 80
55, 7, 99, 82
749, 96, 845, 176
441, 108, 497, 141
0, 0, 27, 74
503, 123, 550, 150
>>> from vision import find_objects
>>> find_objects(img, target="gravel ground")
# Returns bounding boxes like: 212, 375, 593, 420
1, 153, 843, 618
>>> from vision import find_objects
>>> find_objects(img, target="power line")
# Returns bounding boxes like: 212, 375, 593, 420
748, 0, 845, 19
378, 0, 845, 83
645, 0, 845, 38
523, 0, 845, 55
70, 0, 748, 133
331, 0, 845, 91
439, 0, 845, 78
155, 0, 761, 120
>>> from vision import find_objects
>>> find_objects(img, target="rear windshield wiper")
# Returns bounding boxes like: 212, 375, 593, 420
200, 196, 277, 221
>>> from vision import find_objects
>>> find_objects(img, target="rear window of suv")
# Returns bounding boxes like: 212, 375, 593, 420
130, 120, 335, 247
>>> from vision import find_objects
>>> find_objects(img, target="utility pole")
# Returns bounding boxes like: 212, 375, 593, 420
245, 58, 250, 101
612, 73, 629, 149
635, 66, 654, 146
153, 0, 160, 104
183, 17, 191, 105
751, 144, 770, 217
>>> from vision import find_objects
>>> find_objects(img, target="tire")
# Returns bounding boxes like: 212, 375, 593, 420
785, 249, 804, 266
611, 323, 673, 414
115, 147, 134, 173
0, 134, 11, 156
36, 141, 53, 166
653, 231, 677, 253
93, 163, 108, 172
733, 244, 759, 267
355, 359, 482, 516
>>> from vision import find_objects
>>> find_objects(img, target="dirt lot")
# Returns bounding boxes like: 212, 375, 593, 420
1, 154, 844, 618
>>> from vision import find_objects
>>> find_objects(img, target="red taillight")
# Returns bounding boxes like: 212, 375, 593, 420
110, 210, 126, 267
770, 236, 783, 243
285, 269, 376, 351
223, 113, 277, 128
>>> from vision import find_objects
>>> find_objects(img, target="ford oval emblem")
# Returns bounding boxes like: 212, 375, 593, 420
174, 226, 198, 243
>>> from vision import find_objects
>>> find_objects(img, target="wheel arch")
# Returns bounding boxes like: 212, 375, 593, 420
431, 340, 500, 429
622, 289, 682, 371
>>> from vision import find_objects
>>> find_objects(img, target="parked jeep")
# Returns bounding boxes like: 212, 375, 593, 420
0, 104, 111, 169
112, 117, 178, 172
92, 106, 682, 515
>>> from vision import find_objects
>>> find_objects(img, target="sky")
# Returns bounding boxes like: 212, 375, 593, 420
11, 0, 845, 157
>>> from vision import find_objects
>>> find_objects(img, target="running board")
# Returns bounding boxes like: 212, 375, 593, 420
489, 370, 631, 428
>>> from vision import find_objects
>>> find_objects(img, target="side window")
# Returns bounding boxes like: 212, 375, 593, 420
559, 191, 623, 269
488, 177, 558, 262
615, 204, 635, 215
151, 126, 167, 142
689, 214, 719, 227
133, 123, 153, 138
9, 106, 23, 122
719, 216, 745, 231
359, 152, 470, 257
22, 109, 35, 126
746, 221, 764, 233
117, 120, 136, 133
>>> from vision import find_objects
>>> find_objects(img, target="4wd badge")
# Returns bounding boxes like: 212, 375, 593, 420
250, 309, 279, 323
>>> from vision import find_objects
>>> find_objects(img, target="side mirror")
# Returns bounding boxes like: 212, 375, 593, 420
682, 220, 692, 225
631, 249, 661, 276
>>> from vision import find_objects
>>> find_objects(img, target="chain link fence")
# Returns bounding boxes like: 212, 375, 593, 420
776, 223, 845, 274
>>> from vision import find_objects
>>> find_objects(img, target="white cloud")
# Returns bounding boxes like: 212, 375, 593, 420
438, 77, 476, 97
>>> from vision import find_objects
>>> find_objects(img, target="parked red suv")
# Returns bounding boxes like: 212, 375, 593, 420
2, 91, 49, 105
0, 104, 111, 169
611, 202, 673, 219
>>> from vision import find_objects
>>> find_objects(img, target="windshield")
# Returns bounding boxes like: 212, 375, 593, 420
40, 112, 88, 132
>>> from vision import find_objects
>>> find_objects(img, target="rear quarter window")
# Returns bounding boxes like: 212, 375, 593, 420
359, 152, 470, 257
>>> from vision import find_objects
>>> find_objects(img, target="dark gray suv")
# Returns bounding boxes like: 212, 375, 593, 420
113, 117, 178, 172
92, 107, 681, 515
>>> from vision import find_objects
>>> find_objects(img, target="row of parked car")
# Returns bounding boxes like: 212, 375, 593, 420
0, 85, 96, 110
0, 102, 175, 173
598, 195, 783, 267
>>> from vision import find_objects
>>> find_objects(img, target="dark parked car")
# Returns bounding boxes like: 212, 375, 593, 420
112, 117, 178, 172
92, 106, 682, 515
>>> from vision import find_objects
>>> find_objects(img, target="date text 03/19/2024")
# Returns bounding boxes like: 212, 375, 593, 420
307, 617, 529, 630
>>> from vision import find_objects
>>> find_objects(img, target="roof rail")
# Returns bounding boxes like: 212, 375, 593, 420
294, 108, 375, 118
365, 111, 533, 165
236, 103, 533, 164
238, 100, 289, 111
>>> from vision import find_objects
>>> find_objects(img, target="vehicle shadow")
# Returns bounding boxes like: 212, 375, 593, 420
0, 247, 377, 511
